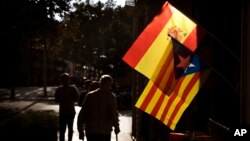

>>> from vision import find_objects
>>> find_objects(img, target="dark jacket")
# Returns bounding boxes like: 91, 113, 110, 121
77, 88, 119, 134
55, 85, 79, 115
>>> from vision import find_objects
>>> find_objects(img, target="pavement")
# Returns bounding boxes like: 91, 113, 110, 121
0, 87, 134, 141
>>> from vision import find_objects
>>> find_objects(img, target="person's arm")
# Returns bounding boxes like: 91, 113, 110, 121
77, 108, 85, 140
77, 94, 90, 140
71, 86, 80, 102
54, 88, 60, 103
111, 94, 120, 134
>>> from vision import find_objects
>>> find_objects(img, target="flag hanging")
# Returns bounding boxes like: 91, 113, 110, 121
135, 38, 210, 130
122, 1, 209, 131
122, 1, 206, 82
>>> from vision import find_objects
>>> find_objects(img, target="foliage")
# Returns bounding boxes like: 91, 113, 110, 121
1, 0, 135, 86
57, 2, 134, 72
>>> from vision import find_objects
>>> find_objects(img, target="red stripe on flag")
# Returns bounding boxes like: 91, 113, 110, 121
183, 25, 206, 52
166, 96, 184, 127
182, 72, 200, 100
140, 84, 158, 110
159, 93, 177, 122
154, 48, 173, 86
151, 92, 165, 117
163, 71, 175, 93
160, 77, 184, 122
167, 73, 200, 127
171, 76, 184, 94
122, 3, 172, 68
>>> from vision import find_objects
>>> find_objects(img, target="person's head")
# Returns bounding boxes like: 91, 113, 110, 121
60, 73, 70, 85
88, 81, 100, 91
84, 79, 92, 89
99, 74, 113, 90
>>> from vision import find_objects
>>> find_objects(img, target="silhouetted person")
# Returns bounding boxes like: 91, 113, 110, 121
78, 79, 92, 106
78, 80, 100, 106
55, 73, 79, 141
77, 74, 120, 141
88, 81, 100, 92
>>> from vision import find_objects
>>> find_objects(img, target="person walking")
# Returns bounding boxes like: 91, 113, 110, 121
78, 79, 92, 107
78, 80, 100, 107
77, 74, 120, 141
55, 72, 79, 141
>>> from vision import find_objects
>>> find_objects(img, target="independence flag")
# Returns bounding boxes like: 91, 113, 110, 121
135, 38, 210, 130
122, 1, 206, 82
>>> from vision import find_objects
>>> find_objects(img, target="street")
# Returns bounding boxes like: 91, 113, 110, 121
0, 87, 133, 141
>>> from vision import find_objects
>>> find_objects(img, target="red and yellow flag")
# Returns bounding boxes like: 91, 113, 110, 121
135, 70, 209, 130
122, 1, 208, 130
135, 38, 210, 130
122, 1, 205, 81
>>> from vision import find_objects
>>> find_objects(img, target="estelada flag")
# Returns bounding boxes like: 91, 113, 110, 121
135, 38, 210, 130
122, 1, 205, 82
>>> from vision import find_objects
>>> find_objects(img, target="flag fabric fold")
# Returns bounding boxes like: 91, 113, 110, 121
122, 1, 209, 131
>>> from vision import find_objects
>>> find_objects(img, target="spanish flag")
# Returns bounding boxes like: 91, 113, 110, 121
122, 1, 205, 82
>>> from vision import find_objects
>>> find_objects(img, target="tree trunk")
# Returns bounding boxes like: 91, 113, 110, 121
43, 44, 47, 97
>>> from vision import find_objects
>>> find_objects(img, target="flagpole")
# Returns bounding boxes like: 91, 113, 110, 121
194, 41, 240, 95
203, 60, 240, 94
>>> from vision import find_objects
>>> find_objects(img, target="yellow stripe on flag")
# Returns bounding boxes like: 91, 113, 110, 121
158, 58, 174, 90
151, 42, 174, 84
145, 88, 162, 113
169, 76, 200, 129
169, 74, 199, 129
156, 94, 169, 119
183, 76, 200, 103
135, 22, 173, 79
135, 81, 153, 108
177, 73, 196, 97
163, 94, 181, 125
170, 8, 197, 43
170, 104, 189, 130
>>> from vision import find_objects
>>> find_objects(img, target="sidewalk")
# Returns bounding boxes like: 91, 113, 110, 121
0, 87, 134, 141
